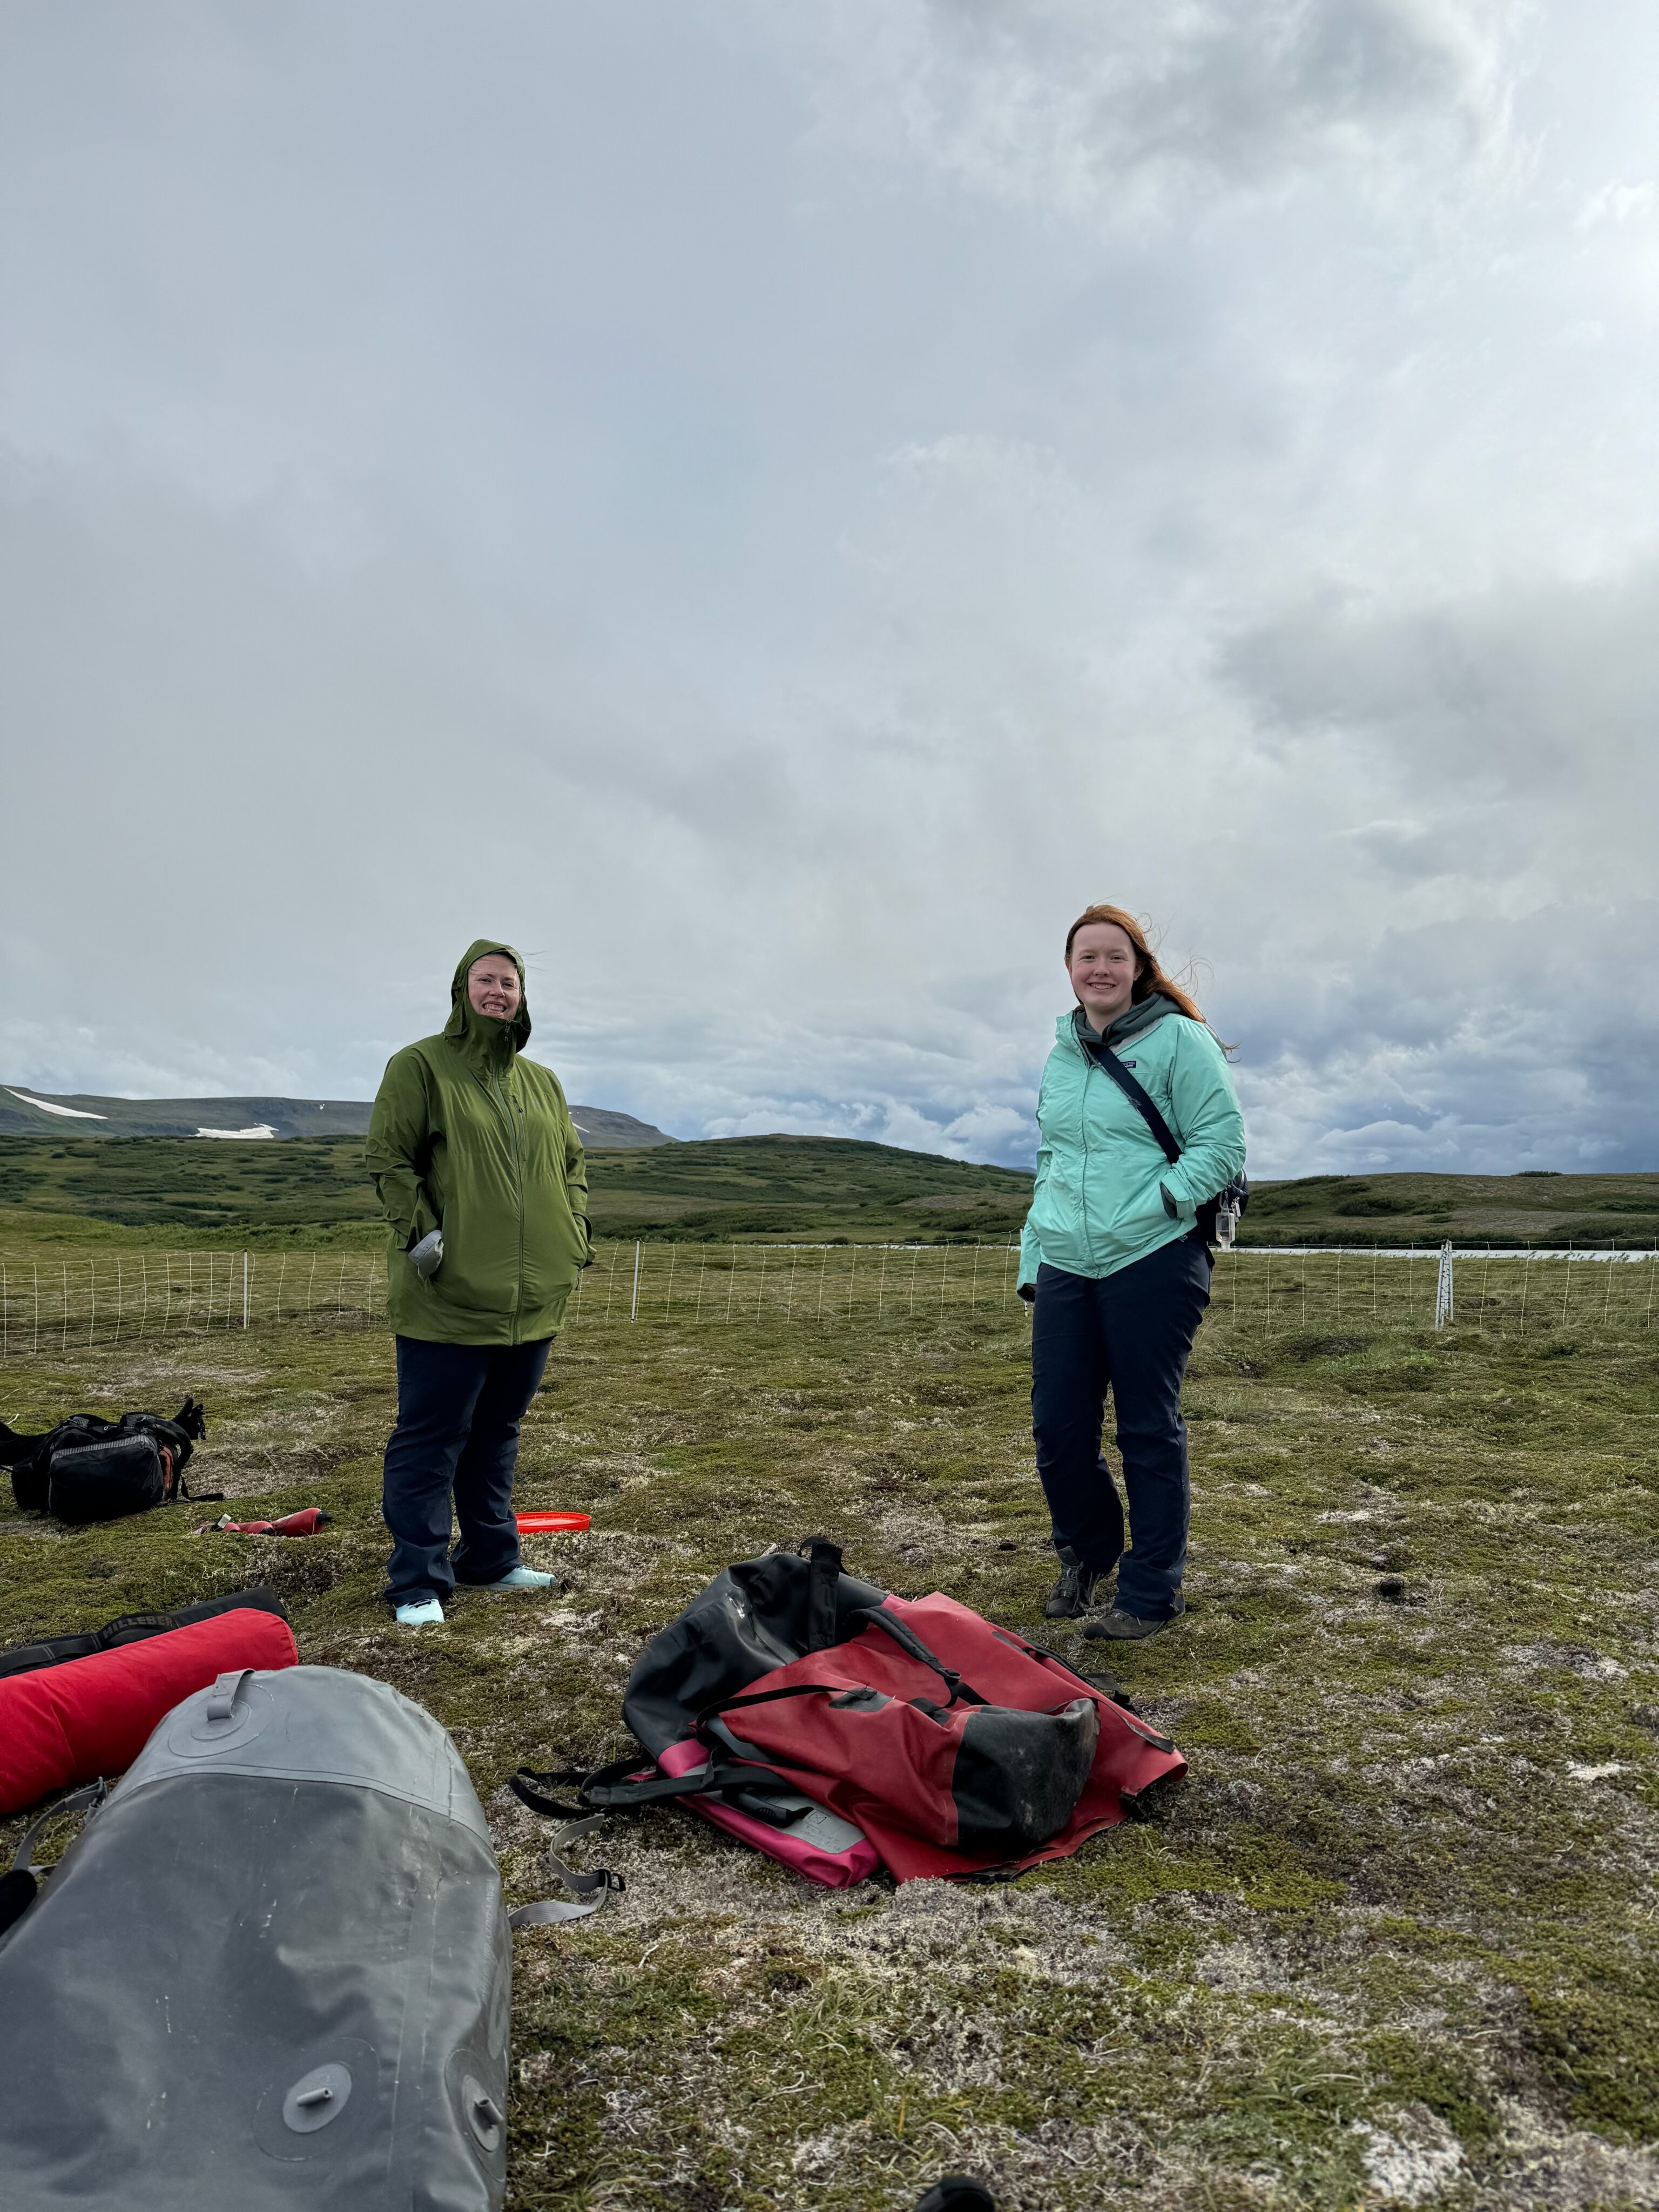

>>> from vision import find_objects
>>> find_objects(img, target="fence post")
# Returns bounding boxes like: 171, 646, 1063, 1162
242, 1252, 250, 1330
630, 1241, 641, 1321
1434, 1242, 1454, 1330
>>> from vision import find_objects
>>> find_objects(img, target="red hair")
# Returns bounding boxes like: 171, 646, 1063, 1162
1065, 903, 1232, 1047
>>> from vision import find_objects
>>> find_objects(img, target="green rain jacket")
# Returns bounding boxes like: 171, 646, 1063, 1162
367, 940, 591, 1345
1017, 996, 1246, 1292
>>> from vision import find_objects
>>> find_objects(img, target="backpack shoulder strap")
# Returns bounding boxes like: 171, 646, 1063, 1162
798, 1534, 844, 1653
1085, 1038, 1182, 1165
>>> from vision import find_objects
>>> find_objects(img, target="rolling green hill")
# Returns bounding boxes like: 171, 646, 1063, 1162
0, 1132, 1033, 1246
1243, 1169, 1659, 1248
0, 1131, 1653, 1250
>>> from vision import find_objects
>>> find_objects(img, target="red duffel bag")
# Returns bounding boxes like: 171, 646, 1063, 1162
514, 1538, 1185, 1886
0, 1607, 298, 1815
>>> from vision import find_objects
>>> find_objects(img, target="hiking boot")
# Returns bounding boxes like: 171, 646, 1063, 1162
1044, 1547, 1111, 1620
1082, 1596, 1185, 1642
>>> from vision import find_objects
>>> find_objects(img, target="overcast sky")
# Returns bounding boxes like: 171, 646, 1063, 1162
3, 1, 1655, 1173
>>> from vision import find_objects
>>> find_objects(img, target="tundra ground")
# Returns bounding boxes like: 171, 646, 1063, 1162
2, 1302, 1656, 2210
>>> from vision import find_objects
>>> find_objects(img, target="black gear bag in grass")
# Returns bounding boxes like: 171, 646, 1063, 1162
0, 1397, 218, 1522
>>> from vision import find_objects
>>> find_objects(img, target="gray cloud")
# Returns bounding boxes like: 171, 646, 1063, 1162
2, 1, 1656, 1176
804, 0, 1525, 218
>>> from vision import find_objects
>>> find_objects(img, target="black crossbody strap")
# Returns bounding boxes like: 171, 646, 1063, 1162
1085, 1038, 1182, 1165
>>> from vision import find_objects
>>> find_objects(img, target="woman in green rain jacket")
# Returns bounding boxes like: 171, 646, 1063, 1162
367, 940, 592, 1626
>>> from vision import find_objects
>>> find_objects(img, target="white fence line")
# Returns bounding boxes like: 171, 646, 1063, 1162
0, 1250, 385, 1357
1, 1240, 1654, 1357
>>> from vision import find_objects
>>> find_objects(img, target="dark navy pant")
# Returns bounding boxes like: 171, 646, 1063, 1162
382, 1336, 551, 1605
1031, 1237, 1211, 1621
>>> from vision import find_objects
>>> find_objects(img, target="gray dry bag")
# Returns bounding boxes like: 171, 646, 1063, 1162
0, 1664, 512, 2211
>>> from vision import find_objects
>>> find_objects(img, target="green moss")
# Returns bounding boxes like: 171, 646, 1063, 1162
3, 1291, 1658, 2206
1364, 2029, 1497, 2146
1172, 1697, 1264, 1752
1521, 1968, 1659, 2137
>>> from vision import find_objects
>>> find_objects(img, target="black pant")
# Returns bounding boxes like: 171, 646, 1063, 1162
1030, 1237, 1211, 1621
382, 1336, 551, 1605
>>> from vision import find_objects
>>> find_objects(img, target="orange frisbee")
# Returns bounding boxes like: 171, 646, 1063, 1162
516, 1510, 591, 1534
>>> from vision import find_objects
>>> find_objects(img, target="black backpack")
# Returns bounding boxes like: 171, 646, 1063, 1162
0, 1399, 217, 1522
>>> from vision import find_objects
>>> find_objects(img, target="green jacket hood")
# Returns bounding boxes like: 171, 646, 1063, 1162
444, 939, 531, 1067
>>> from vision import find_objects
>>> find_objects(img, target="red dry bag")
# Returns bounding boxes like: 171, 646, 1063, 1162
514, 1538, 1184, 1886
0, 1606, 298, 1815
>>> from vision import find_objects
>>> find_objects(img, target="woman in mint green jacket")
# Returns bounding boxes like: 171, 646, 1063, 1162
1019, 903, 1245, 1641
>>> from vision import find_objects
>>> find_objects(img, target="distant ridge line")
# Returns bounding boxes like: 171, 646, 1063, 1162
0, 1088, 676, 1148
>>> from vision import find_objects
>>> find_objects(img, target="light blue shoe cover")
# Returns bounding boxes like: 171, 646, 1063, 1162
481, 1565, 555, 1591
395, 1597, 445, 1626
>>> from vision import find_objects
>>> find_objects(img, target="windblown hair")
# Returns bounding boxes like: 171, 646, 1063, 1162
1065, 903, 1233, 1050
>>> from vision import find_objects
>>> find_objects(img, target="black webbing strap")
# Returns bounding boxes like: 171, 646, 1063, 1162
1082, 1036, 1182, 1165
512, 1751, 758, 1815
694, 1681, 848, 1729
0, 1778, 107, 1939
799, 1535, 844, 1653
511, 1766, 596, 1819
845, 1606, 989, 1706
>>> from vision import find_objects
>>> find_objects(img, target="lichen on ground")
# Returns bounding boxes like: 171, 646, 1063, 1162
2, 1300, 1656, 2209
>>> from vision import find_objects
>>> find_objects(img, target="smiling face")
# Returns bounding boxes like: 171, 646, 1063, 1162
1068, 919, 1142, 1029
467, 952, 522, 1021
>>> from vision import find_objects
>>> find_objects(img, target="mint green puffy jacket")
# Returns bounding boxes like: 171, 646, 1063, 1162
1017, 1005, 1246, 1290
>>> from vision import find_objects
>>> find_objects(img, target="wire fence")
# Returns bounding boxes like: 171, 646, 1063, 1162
0, 1249, 385, 1357
1, 1240, 1655, 1358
